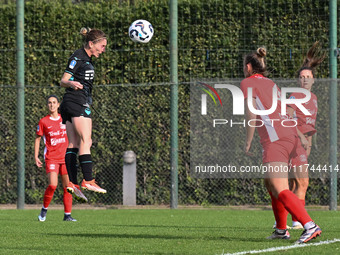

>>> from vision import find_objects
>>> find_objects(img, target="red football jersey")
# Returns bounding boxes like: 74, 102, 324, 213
240, 74, 297, 145
288, 92, 317, 136
36, 114, 68, 163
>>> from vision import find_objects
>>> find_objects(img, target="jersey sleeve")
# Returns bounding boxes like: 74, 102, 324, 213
36, 118, 44, 136
240, 79, 257, 99
287, 92, 303, 111
65, 56, 82, 76
313, 94, 318, 114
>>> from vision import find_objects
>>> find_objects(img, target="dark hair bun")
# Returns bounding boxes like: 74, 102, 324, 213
80, 27, 91, 37
257, 47, 267, 57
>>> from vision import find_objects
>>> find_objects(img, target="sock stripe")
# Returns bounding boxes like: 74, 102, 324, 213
66, 151, 78, 155
80, 161, 92, 164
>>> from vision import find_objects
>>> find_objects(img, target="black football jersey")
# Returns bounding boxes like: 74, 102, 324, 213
62, 48, 95, 105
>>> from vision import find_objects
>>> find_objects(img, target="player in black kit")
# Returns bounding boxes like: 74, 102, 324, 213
60, 27, 107, 202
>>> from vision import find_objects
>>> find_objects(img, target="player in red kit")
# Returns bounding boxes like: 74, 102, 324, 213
35, 95, 76, 222
286, 42, 325, 229
241, 47, 321, 244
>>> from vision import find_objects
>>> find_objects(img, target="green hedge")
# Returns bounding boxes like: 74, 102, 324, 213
0, 0, 338, 205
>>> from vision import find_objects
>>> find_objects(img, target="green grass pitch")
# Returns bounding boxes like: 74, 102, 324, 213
1, 209, 340, 254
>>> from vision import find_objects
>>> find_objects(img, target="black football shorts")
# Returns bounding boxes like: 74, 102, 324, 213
60, 101, 92, 124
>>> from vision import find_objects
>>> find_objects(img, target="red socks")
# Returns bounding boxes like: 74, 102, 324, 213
292, 199, 305, 222
269, 192, 288, 229
63, 188, 73, 214
43, 185, 73, 214
43, 185, 57, 208
278, 190, 312, 226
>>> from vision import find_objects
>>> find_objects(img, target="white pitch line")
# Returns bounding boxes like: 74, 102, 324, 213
221, 238, 340, 255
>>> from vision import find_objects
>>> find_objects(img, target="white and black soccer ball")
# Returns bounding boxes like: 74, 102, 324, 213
129, 20, 154, 43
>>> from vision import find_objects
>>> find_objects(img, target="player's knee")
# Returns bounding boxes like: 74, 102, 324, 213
68, 135, 80, 148
296, 178, 309, 191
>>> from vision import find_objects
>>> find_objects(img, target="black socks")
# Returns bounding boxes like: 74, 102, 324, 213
65, 148, 79, 184
79, 154, 93, 181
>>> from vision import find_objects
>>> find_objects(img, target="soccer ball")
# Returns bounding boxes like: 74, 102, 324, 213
129, 20, 154, 43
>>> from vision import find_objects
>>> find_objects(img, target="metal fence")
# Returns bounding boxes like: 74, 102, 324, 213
0, 80, 339, 206
0, 0, 339, 207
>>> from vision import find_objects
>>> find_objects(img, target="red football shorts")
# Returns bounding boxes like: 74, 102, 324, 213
262, 134, 299, 164
290, 141, 308, 167
45, 162, 68, 175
